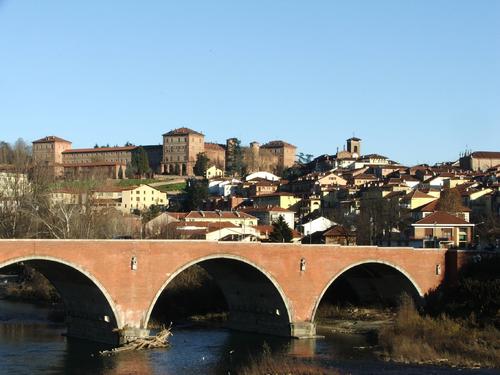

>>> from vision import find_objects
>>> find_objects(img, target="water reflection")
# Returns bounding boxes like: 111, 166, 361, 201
2, 300, 498, 375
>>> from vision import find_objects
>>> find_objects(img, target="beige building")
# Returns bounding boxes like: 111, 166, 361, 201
91, 184, 168, 212
459, 151, 500, 172
33, 136, 138, 179
121, 184, 168, 212
252, 192, 302, 211
32, 136, 72, 177
205, 165, 224, 179
401, 190, 438, 210
49, 189, 87, 206
259, 141, 297, 171
161, 127, 205, 176
62, 146, 136, 165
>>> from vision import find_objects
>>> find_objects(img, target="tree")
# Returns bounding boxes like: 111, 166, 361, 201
269, 216, 293, 243
226, 138, 245, 176
437, 188, 464, 213
118, 165, 124, 179
125, 162, 134, 179
131, 147, 150, 178
193, 152, 210, 177
184, 178, 208, 211
357, 195, 406, 246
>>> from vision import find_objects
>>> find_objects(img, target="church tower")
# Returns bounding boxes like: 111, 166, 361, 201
346, 137, 361, 158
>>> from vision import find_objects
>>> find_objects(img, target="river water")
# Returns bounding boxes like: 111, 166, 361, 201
0, 300, 496, 374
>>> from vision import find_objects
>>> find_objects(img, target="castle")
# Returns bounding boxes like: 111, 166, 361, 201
32, 128, 297, 178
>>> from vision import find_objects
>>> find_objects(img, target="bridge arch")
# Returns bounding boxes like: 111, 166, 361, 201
311, 260, 423, 322
145, 254, 293, 336
0, 256, 121, 344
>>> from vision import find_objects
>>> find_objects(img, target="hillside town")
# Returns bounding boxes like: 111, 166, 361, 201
0, 127, 499, 249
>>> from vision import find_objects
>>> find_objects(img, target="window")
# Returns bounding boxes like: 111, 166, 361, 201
442, 228, 452, 239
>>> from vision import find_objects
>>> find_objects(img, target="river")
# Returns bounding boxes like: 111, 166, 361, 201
0, 300, 496, 374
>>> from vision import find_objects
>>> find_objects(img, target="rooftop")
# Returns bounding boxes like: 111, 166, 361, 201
261, 140, 296, 149
33, 136, 71, 144
62, 146, 137, 154
413, 211, 473, 226
163, 127, 204, 137
185, 210, 256, 220
470, 151, 500, 159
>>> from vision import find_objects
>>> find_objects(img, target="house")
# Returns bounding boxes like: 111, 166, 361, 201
144, 212, 184, 237
245, 171, 280, 182
246, 180, 280, 197
349, 173, 378, 187
357, 154, 390, 166
121, 184, 168, 212
323, 225, 356, 245
165, 221, 259, 241
401, 190, 438, 210
49, 189, 87, 206
412, 198, 471, 222
243, 206, 295, 228
299, 216, 337, 236
205, 165, 224, 179
284, 171, 348, 194
208, 179, 241, 197
184, 210, 258, 227
0, 170, 29, 200
252, 192, 302, 211
411, 211, 474, 249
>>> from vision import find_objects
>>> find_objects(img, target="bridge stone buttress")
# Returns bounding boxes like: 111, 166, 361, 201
0, 240, 460, 345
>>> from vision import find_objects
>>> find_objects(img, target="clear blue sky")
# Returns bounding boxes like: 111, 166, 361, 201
0, 1, 499, 165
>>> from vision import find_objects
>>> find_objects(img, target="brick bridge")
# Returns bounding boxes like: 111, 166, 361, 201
0, 240, 469, 345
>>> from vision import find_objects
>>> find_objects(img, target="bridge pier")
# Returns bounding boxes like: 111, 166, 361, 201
290, 322, 317, 339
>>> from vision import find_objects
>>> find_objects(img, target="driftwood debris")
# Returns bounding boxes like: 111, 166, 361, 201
100, 326, 172, 356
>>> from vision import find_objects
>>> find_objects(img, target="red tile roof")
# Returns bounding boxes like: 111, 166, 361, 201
62, 146, 137, 154
413, 211, 473, 225
261, 140, 296, 149
33, 136, 71, 144
92, 186, 132, 193
403, 190, 437, 201
163, 127, 204, 137
185, 210, 256, 220
243, 206, 294, 213
323, 225, 354, 237
204, 142, 226, 151
470, 151, 500, 159
63, 161, 126, 167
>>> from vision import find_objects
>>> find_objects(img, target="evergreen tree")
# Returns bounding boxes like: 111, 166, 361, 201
227, 138, 245, 176
269, 215, 293, 243
125, 162, 135, 179
184, 178, 208, 211
131, 147, 150, 177
118, 165, 124, 179
193, 152, 210, 177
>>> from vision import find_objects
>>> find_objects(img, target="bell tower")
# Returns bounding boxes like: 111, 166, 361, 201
346, 137, 361, 158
